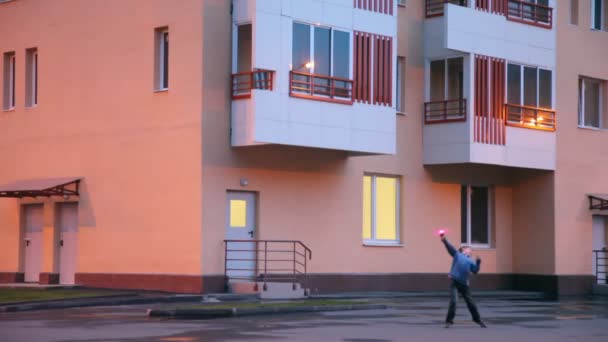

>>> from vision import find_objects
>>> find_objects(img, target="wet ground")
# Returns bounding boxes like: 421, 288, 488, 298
1, 296, 607, 341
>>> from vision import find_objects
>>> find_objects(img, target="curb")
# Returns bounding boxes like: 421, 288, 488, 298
0, 293, 137, 307
0, 295, 205, 313
147, 303, 387, 319
310, 291, 546, 300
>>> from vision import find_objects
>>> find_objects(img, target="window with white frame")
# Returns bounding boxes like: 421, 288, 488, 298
154, 27, 169, 91
592, 0, 608, 30
25, 48, 38, 107
2, 51, 15, 110
579, 77, 607, 129
507, 63, 552, 110
397, 0, 407, 6
292, 22, 350, 78
363, 175, 400, 244
461, 185, 491, 247
430, 57, 463, 102
396, 56, 406, 113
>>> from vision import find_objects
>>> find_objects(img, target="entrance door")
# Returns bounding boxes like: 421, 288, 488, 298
592, 215, 607, 284
58, 203, 78, 285
225, 191, 256, 280
23, 204, 43, 283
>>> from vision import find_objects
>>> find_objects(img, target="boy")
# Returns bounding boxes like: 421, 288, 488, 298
440, 232, 486, 328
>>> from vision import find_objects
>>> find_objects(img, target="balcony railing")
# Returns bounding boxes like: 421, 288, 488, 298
424, 99, 467, 123
289, 71, 354, 105
506, 0, 552, 29
425, 0, 467, 18
505, 103, 556, 131
231, 69, 274, 100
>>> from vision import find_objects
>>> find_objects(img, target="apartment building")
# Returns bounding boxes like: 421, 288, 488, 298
0, 0, 606, 297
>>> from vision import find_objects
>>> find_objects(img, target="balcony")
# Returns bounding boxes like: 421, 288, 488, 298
423, 53, 555, 169
423, 101, 556, 170
425, 0, 552, 29
230, 0, 396, 155
424, 1, 555, 69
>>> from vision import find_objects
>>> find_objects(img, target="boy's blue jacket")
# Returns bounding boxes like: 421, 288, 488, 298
442, 238, 481, 285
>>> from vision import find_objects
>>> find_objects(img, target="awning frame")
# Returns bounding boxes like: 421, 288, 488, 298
0, 179, 81, 198
588, 194, 608, 211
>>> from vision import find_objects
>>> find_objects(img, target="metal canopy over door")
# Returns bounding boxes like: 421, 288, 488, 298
58, 202, 78, 285
23, 204, 43, 282
225, 191, 256, 281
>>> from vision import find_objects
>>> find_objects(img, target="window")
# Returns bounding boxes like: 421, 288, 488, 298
592, 0, 608, 30
363, 175, 400, 245
570, 0, 579, 25
506, 63, 554, 129
291, 22, 352, 103
292, 22, 350, 78
2, 51, 15, 110
579, 77, 607, 129
154, 27, 169, 90
396, 56, 406, 113
25, 48, 37, 107
236, 24, 252, 73
507, 63, 552, 109
430, 57, 463, 101
397, 0, 406, 6
461, 186, 491, 247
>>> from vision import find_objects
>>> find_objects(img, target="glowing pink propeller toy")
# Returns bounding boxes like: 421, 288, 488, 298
435, 228, 448, 237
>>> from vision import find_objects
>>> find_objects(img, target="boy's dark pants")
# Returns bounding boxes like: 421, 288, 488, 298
446, 280, 481, 323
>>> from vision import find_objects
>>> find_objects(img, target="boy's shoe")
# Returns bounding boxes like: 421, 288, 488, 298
444, 321, 454, 328
475, 320, 487, 328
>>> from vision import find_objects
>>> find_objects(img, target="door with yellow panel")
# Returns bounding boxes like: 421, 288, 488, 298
225, 191, 256, 280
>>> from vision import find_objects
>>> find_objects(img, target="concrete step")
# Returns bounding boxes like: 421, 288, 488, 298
258, 282, 308, 300
593, 284, 608, 296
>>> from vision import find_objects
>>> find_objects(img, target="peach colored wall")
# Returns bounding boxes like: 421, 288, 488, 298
0, 0, 204, 275
554, 0, 608, 275
511, 170, 555, 274
200, 0, 512, 276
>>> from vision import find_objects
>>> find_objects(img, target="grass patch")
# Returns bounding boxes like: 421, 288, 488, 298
176, 299, 368, 310
0, 289, 118, 304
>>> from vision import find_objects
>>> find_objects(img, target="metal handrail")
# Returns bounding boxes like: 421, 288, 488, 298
594, 249, 607, 285
289, 70, 354, 105
424, 98, 467, 124
224, 239, 312, 293
231, 69, 275, 100
506, 0, 552, 29
505, 103, 556, 131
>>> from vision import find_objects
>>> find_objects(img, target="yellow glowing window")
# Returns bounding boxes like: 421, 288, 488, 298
230, 200, 247, 228
362, 175, 399, 243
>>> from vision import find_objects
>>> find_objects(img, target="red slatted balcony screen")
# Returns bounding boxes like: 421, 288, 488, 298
354, 31, 392, 106
354, 31, 371, 103
373, 35, 393, 106
354, 0, 394, 15
474, 55, 506, 145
